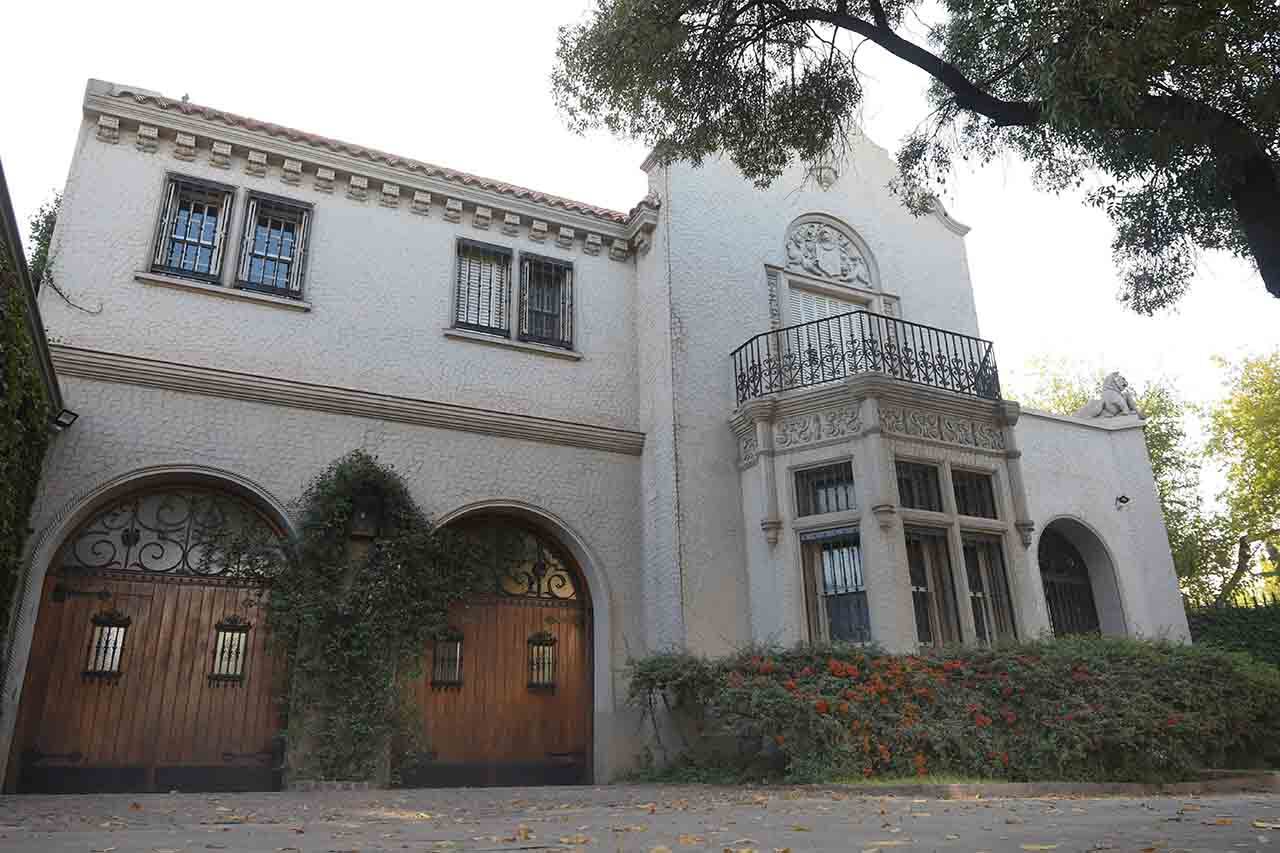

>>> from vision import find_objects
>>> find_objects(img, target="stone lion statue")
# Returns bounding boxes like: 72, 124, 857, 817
1074, 372, 1141, 418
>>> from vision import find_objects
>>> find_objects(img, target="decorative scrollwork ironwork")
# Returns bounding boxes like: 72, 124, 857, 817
60, 488, 283, 577
457, 523, 579, 600
732, 309, 1001, 404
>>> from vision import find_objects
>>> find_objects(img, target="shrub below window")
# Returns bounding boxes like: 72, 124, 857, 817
628, 637, 1280, 784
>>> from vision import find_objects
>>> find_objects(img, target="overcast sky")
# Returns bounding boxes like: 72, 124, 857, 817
3, 0, 1276, 430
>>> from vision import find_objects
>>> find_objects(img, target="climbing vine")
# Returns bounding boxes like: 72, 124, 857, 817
243, 450, 485, 782
0, 246, 52, 649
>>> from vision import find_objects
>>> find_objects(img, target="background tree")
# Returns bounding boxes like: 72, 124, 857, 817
1207, 352, 1280, 602
25, 192, 59, 290
554, 0, 1280, 311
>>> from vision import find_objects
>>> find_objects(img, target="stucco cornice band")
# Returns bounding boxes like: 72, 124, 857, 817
51, 346, 646, 456
84, 91, 631, 241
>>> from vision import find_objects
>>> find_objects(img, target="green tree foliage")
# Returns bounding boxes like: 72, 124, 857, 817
554, 0, 1280, 311
240, 450, 486, 782
1206, 352, 1280, 601
26, 192, 59, 290
0, 247, 52, 648
629, 639, 1280, 783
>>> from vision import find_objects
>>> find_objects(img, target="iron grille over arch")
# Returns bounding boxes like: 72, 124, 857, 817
455, 520, 581, 601
1038, 528, 1101, 636
59, 486, 285, 577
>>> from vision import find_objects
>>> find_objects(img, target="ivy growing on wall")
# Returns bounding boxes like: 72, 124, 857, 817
0, 247, 52, 649
1188, 602, 1280, 669
243, 450, 484, 782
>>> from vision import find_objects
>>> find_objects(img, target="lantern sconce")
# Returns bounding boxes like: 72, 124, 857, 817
350, 488, 385, 539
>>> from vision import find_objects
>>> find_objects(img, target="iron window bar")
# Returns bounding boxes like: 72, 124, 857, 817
731, 309, 1001, 404
236, 195, 310, 298
431, 627, 464, 688
527, 631, 557, 690
455, 239, 512, 337
209, 615, 251, 685
151, 177, 234, 282
84, 610, 131, 681
795, 462, 856, 517
518, 254, 574, 349
953, 470, 999, 519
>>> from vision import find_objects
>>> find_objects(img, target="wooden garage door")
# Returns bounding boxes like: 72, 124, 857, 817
6, 487, 286, 794
400, 520, 592, 787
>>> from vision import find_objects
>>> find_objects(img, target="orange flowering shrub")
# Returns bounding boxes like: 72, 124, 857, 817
627, 636, 1280, 783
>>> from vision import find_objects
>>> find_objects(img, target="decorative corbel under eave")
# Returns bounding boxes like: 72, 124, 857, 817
996, 400, 1036, 547
626, 193, 660, 256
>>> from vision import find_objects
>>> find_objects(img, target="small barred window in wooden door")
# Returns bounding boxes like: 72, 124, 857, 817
527, 631, 557, 689
209, 617, 251, 684
519, 255, 573, 349
431, 629, 464, 687
84, 611, 130, 680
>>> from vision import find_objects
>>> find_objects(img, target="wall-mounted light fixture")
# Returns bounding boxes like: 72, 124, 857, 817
53, 408, 78, 431
1115, 495, 1131, 510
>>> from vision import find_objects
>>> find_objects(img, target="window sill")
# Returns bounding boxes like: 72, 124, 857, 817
957, 515, 1007, 534
443, 328, 582, 361
136, 272, 313, 312
792, 509, 861, 534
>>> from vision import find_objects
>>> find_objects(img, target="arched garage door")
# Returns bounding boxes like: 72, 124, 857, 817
6, 485, 286, 794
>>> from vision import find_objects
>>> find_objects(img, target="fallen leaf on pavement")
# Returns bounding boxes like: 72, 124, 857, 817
1256, 821, 1280, 830
1020, 845, 1059, 851
678, 835, 706, 845
561, 834, 592, 844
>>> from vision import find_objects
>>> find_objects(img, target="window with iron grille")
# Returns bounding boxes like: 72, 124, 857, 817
236, 194, 311, 297
896, 461, 943, 512
527, 631, 557, 689
519, 254, 573, 349
962, 537, 1017, 645
904, 529, 962, 647
801, 528, 871, 643
431, 628, 464, 687
84, 611, 130, 679
151, 176, 234, 281
455, 240, 511, 336
209, 616, 251, 684
795, 462, 855, 517
953, 470, 998, 518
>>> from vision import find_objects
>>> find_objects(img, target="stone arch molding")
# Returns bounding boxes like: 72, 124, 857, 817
783, 213, 879, 289
435, 498, 615, 715
0, 463, 297, 782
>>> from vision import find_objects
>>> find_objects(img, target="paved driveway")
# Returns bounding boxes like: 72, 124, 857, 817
1, 785, 1278, 852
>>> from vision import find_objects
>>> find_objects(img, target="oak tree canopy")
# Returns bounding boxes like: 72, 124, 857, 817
552, 0, 1280, 312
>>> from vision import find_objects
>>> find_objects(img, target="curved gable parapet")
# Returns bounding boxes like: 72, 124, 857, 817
930, 198, 972, 237
782, 213, 880, 290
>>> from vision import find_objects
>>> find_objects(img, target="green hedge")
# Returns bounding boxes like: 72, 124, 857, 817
0, 257, 52, 647
1188, 604, 1280, 668
629, 637, 1280, 784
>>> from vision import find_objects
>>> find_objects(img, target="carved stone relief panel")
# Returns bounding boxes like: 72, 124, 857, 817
773, 407, 862, 451
738, 433, 760, 467
879, 406, 1006, 451
784, 219, 872, 287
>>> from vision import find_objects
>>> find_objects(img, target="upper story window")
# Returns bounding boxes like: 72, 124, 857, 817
795, 462, 855, 517
236, 194, 311, 298
152, 176, 234, 281
953, 470, 998, 518
896, 461, 943, 512
519, 255, 573, 349
455, 239, 512, 337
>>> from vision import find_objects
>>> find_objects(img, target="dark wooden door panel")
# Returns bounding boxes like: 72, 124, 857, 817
8, 571, 282, 794
406, 597, 591, 787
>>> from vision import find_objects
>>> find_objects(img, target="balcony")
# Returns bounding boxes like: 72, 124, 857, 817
731, 310, 1001, 405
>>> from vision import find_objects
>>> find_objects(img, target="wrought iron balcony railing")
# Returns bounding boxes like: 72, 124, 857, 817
732, 310, 1001, 405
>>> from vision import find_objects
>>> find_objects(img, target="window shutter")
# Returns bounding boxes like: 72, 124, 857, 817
518, 256, 531, 337
237, 198, 258, 281
288, 208, 309, 293
562, 265, 573, 347
209, 190, 232, 276
152, 180, 178, 266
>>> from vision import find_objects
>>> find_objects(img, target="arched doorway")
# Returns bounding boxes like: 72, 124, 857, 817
6, 484, 287, 793
1037, 519, 1126, 637
401, 515, 592, 787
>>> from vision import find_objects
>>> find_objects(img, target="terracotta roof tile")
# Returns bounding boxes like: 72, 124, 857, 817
107, 87, 634, 225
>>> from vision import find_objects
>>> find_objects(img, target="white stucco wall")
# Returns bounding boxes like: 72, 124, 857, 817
2, 376, 646, 782
42, 113, 640, 429
649, 138, 983, 655
1017, 410, 1190, 640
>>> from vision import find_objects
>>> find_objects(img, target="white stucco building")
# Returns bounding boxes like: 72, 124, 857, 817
1, 79, 1188, 793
